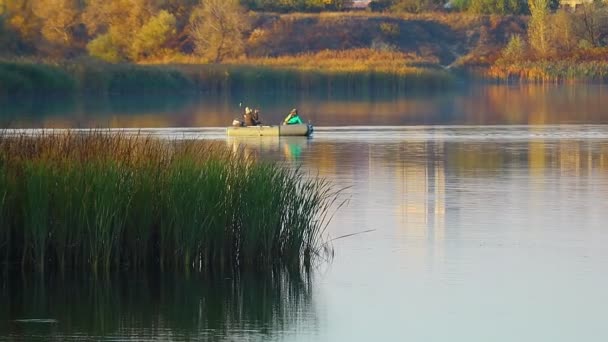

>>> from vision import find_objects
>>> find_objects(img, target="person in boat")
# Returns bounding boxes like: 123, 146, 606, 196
243, 107, 255, 126
283, 108, 303, 125
252, 109, 262, 125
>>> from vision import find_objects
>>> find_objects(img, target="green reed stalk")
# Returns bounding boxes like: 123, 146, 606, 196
23, 162, 53, 272
0, 164, 9, 267
0, 132, 338, 273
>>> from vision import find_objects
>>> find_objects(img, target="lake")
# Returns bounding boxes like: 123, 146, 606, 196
2, 84, 608, 341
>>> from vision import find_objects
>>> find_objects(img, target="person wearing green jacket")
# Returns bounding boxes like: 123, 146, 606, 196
283, 108, 303, 125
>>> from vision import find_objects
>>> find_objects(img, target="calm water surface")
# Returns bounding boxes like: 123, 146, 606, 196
2, 85, 608, 341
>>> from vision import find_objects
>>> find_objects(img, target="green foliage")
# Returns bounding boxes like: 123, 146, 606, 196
548, 0, 559, 10
392, 0, 441, 13
0, 132, 338, 273
467, 0, 528, 14
450, 0, 528, 13
450, 0, 470, 11
132, 10, 177, 59
0, 61, 75, 96
379, 22, 400, 39
242, 0, 351, 12
499, 34, 526, 64
87, 33, 122, 62
369, 0, 393, 11
528, 0, 551, 57
0, 60, 452, 98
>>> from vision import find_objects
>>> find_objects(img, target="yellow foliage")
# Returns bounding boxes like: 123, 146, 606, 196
226, 48, 431, 75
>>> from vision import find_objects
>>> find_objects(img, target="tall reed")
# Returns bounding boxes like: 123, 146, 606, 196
0, 131, 336, 273
487, 60, 608, 83
1, 58, 453, 98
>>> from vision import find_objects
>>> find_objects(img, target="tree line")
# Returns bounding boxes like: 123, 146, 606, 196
0, 0, 251, 62
1, 0, 608, 64
369, 0, 560, 14
502, 0, 608, 61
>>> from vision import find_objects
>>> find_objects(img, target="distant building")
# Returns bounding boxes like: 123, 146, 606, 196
348, 0, 371, 10
561, 0, 596, 9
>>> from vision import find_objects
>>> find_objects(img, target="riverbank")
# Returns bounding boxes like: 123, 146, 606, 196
0, 52, 455, 98
486, 59, 608, 83
0, 131, 336, 273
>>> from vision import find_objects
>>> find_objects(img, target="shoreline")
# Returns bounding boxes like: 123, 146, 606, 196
4, 59, 608, 100
0, 59, 455, 98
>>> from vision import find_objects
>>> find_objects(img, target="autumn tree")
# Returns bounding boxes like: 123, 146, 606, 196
190, 0, 249, 63
575, 1, 608, 48
499, 34, 526, 63
0, 1, 9, 50
528, 0, 551, 57
83, 0, 155, 61
131, 10, 177, 59
1, 0, 42, 50
83, 0, 183, 61
31, 0, 80, 48
552, 9, 576, 54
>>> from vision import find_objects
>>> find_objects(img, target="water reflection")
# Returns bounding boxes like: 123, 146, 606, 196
3, 85, 608, 128
226, 137, 311, 162
0, 270, 315, 341
2, 124, 608, 341
287, 133, 608, 342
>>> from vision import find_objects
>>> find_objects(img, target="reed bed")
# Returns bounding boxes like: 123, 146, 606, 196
0, 131, 337, 273
0, 61, 76, 96
487, 60, 608, 83
1, 55, 453, 97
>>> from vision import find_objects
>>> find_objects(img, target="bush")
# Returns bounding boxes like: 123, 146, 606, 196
87, 33, 122, 63
499, 34, 526, 63
391, 0, 441, 12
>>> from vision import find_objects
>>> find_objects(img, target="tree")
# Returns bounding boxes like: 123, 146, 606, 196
499, 34, 526, 63
467, 0, 528, 14
131, 10, 176, 59
575, 1, 608, 47
87, 31, 121, 62
83, 0, 182, 61
552, 9, 575, 54
392, 0, 442, 13
2, 0, 42, 48
190, 0, 249, 63
549, 0, 559, 10
369, 0, 393, 11
31, 0, 80, 47
528, 0, 551, 57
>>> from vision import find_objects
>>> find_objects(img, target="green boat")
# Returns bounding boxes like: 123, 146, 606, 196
226, 124, 313, 137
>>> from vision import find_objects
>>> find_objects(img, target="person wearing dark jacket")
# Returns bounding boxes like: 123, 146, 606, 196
243, 107, 255, 126
252, 109, 262, 125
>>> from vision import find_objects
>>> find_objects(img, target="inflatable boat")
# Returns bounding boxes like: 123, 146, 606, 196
226, 124, 313, 137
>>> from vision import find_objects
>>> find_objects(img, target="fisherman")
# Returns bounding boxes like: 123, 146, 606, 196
283, 108, 303, 125
252, 109, 262, 125
243, 107, 255, 126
